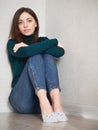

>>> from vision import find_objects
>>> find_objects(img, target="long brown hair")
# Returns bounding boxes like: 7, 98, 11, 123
9, 7, 39, 42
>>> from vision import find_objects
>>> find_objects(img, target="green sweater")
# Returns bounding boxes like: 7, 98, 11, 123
7, 35, 65, 88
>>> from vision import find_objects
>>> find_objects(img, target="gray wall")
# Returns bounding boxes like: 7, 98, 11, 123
46, 0, 98, 119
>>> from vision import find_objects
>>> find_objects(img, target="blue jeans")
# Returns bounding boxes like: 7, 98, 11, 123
9, 54, 60, 114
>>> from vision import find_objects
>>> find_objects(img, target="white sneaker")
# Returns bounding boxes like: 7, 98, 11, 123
42, 112, 58, 123
55, 112, 68, 122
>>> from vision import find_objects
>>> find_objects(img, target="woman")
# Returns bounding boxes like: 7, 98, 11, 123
7, 7, 68, 123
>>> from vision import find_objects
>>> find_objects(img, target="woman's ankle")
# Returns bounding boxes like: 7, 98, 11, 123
37, 89, 53, 115
53, 103, 64, 112
40, 99, 53, 115
50, 89, 64, 112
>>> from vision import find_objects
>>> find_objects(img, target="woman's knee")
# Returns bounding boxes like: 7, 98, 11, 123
43, 54, 53, 59
43, 54, 55, 62
28, 54, 42, 63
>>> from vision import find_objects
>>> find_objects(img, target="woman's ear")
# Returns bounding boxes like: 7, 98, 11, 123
35, 24, 37, 27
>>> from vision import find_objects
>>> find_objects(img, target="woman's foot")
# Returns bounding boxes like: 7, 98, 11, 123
52, 100, 68, 122
50, 89, 63, 112
55, 112, 68, 122
37, 89, 57, 122
50, 89, 68, 122
42, 112, 57, 123
37, 89, 53, 115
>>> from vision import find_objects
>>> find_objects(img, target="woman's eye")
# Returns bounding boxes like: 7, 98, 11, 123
18, 21, 22, 24
28, 20, 32, 22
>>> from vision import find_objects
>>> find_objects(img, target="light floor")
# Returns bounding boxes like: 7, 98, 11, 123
0, 113, 98, 130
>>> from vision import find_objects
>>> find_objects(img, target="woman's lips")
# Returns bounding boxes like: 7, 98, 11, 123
24, 29, 30, 33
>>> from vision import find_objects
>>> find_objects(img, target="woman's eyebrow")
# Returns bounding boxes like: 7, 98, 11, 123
26, 17, 33, 20
19, 17, 33, 21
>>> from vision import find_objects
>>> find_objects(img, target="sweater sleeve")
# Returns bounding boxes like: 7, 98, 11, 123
7, 38, 58, 58
43, 46, 65, 57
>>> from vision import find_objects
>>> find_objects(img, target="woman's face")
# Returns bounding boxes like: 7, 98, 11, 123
18, 12, 37, 36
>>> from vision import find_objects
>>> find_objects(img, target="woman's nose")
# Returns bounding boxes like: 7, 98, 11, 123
23, 22, 28, 28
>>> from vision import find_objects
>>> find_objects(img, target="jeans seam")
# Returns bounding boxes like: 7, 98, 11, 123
29, 67, 40, 92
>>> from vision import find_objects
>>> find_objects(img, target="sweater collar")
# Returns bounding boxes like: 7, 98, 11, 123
21, 34, 35, 44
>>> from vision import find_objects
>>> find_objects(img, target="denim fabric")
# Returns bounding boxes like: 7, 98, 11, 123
9, 54, 60, 114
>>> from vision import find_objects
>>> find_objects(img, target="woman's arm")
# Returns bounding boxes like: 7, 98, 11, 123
13, 42, 28, 53
58, 42, 65, 50
7, 38, 58, 58
43, 46, 65, 57
43, 42, 65, 57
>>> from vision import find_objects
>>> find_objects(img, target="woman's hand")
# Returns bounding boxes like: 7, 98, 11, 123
13, 42, 28, 53
58, 42, 65, 50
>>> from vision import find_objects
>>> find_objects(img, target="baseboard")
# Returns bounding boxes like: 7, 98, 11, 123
63, 103, 98, 120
